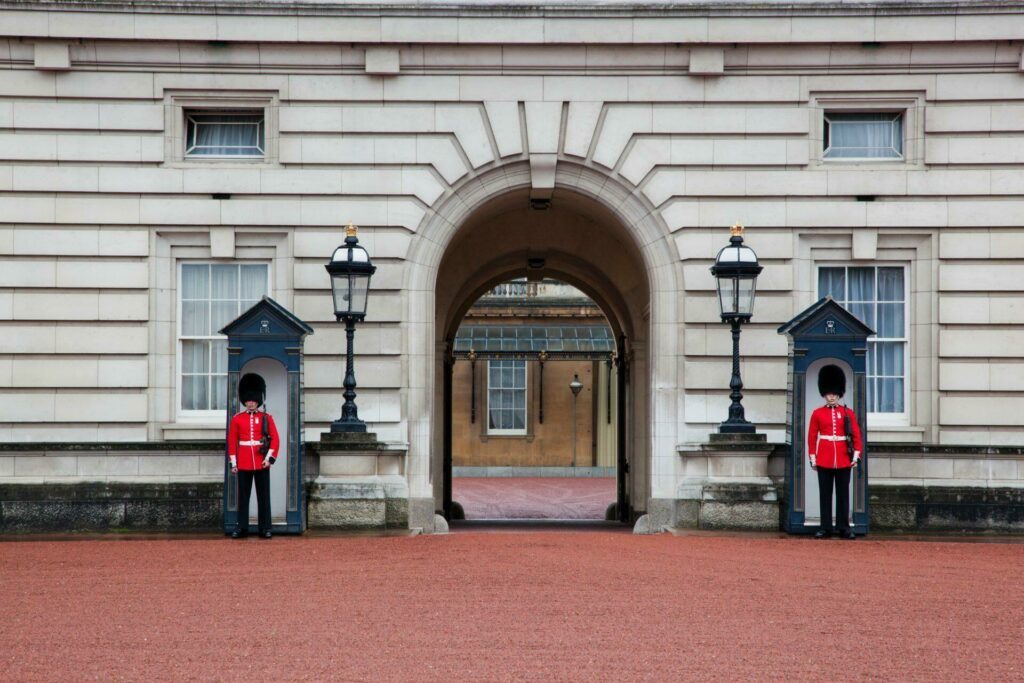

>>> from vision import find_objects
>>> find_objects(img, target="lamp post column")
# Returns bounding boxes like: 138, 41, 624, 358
721, 318, 754, 432
569, 373, 583, 468
332, 315, 365, 432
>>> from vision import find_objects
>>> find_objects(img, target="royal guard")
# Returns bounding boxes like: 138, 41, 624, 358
228, 373, 280, 539
807, 364, 863, 539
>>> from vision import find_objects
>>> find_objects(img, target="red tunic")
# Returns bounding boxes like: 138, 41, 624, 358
807, 404, 863, 469
227, 410, 281, 471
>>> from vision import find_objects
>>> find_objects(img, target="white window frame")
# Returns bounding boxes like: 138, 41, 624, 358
816, 263, 910, 426
163, 90, 279, 167
176, 261, 271, 422
184, 109, 265, 159
486, 359, 528, 436
823, 111, 904, 161
809, 92, 924, 168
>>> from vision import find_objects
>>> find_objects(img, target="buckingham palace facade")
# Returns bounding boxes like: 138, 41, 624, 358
1, 0, 1023, 533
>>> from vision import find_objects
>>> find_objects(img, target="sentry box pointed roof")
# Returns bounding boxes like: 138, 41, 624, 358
777, 296, 875, 340
219, 295, 314, 339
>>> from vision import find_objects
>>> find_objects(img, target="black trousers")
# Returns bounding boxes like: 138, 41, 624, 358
237, 468, 272, 533
817, 466, 852, 533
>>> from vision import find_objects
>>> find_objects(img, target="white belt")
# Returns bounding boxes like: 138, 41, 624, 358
239, 440, 262, 446
818, 435, 846, 442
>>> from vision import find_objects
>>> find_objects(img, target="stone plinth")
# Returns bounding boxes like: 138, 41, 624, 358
307, 432, 410, 530
675, 432, 779, 531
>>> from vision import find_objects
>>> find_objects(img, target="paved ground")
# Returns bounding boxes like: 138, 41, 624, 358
2, 531, 1022, 681
452, 477, 615, 519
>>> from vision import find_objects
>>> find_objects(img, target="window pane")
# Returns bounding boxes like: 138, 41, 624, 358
186, 112, 264, 157
211, 375, 227, 411
848, 268, 874, 302
877, 267, 904, 301
824, 113, 903, 159
818, 268, 845, 302
181, 301, 210, 336
182, 340, 209, 373
211, 301, 237, 333
850, 302, 874, 330
182, 375, 208, 411
178, 262, 268, 413
181, 264, 209, 300
818, 265, 907, 415
877, 303, 904, 338
878, 378, 904, 413
875, 341, 904, 376
240, 265, 267, 300
211, 264, 238, 300
210, 339, 228, 374
487, 360, 526, 432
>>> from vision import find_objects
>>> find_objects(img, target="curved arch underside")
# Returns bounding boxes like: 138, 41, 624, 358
403, 160, 684, 523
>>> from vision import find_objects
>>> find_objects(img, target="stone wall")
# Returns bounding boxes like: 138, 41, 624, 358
0, 1, 1022, 526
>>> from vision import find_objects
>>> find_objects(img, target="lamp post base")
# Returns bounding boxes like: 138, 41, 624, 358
718, 421, 756, 434
330, 419, 368, 433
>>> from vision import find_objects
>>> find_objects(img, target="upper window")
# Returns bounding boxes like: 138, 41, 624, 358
818, 266, 907, 416
179, 263, 269, 414
185, 109, 265, 159
487, 360, 527, 435
823, 112, 903, 160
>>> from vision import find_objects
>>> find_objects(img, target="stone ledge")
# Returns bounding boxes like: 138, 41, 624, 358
680, 441, 1024, 458
870, 484, 1024, 532
0, 441, 223, 452
0, 481, 222, 532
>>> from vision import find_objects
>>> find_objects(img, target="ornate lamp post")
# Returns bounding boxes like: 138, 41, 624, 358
569, 373, 583, 466
325, 222, 376, 433
710, 224, 763, 434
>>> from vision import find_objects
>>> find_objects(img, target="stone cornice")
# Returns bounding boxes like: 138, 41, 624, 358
2, 0, 1024, 17
3, 0, 1023, 45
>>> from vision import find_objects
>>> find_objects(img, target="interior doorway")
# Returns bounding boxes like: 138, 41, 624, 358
446, 278, 626, 521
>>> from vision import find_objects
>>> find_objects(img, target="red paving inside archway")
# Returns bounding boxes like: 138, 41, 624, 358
2, 531, 1022, 681
452, 477, 615, 519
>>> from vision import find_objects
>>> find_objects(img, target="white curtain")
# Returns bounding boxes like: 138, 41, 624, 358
819, 266, 906, 413
188, 113, 263, 156
827, 113, 902, 158
179, 263, 268, 411
181, 264, 209, 336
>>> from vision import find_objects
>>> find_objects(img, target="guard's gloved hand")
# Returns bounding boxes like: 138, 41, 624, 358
851, 456, 861, 468
809, 456, 817, 470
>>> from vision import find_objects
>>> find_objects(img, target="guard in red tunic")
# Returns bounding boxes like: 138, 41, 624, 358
807, 364, 863, 539
228, 373, 280, 539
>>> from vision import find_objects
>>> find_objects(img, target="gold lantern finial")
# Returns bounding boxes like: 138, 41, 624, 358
731, 223, 744, 237
345, 222, 358, 238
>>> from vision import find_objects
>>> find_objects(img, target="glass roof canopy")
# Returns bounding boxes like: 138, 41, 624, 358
453, 324, 616, 359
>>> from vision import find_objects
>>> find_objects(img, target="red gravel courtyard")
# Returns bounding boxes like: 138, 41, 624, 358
2, 531, 1022, 681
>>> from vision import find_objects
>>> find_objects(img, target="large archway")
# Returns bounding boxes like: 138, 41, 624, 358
403, 161, 682, 530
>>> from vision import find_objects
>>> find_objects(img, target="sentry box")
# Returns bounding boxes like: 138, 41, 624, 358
778, 297, 873, 536
220, 296, 313, 535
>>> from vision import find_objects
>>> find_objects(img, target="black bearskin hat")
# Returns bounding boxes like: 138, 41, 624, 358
817, 364, 846, 398
238, 373, 266, 406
